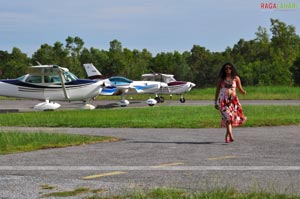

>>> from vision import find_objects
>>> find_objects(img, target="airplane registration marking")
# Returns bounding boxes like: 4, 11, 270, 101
207, 156, 237, 161
151, 162, 185, 168
82, 171, 127, 180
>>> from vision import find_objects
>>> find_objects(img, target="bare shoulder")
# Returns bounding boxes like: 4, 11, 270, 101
234, 76, 240, 80
234, 76, 241, 83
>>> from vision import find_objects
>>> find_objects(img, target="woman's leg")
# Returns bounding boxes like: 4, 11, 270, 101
225, 121, 230, 143
225, 121, 233, 143
227, 122, 234, 142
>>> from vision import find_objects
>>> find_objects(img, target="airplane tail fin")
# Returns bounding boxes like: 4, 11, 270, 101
83, 63, 104, 80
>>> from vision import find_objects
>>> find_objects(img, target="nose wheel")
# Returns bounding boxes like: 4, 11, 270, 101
179, 97, 186, 103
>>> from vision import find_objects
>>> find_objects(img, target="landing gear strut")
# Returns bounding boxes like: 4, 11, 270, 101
155, 96, 164, 103
119, 93, 130, 107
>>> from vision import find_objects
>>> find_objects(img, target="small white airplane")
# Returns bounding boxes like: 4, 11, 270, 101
83, 63, 168, 107
0, 65, 105, 110
141, 73, 196, 103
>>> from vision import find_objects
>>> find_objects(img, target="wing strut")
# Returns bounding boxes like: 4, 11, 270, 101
57, 67, 70, 100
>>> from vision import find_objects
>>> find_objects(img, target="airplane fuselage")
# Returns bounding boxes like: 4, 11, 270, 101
126, 81, 162, 94
105, 76, 165, 95
0, 79, 102, 101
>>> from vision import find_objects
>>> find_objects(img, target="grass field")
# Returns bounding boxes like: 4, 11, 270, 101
41, 187, 300, 199
0, 131, 117, 155
103, 188, 300, 199
0, 105, 299, 128
97, 86, 300, 101
190, 86, 300, 100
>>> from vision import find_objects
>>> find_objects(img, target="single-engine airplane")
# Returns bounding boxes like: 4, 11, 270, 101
83, 63, 168, 107
141, 73, 196, 103
0, 65, 105, 110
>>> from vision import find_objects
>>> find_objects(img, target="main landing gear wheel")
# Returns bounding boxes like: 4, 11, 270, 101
120, 99, 130, 107
146, 98, 157, 106
33, 100, 61, 111
155, 96, 164, 103
180, 97, 186, 103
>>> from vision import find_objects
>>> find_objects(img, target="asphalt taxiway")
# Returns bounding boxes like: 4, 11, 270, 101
0, 99, 300, 198
1, 126, 300, 198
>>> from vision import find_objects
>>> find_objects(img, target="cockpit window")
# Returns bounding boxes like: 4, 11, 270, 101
17, 71, 78, 84
63, 71, 78, 82
25, 76, 42, 83
109, 77, 133, 84
44, 75, 61, 83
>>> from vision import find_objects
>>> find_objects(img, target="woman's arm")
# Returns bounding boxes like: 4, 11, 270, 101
235, 76, 246, 95
214, 79, 221, 109
215, 79, 221, 101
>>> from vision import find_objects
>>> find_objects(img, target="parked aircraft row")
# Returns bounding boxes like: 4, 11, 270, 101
142, 73, 196, 103
83, 63, 166, 107
83, 63, 195, 106
0, 63, 195, 110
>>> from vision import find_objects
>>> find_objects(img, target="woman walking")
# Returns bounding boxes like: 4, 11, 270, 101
214, 62, 247, 143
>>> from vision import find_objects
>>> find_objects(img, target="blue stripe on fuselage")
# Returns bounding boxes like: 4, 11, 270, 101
134, 85, 157, 91
0, 79, 97, 89
101, 86, 117, 94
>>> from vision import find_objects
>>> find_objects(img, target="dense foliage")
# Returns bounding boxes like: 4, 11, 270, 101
1, 19, 299, 87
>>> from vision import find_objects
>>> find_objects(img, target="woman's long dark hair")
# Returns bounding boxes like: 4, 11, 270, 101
217, 62, 238, 80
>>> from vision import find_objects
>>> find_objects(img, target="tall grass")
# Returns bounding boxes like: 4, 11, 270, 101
0, 105, 299, 128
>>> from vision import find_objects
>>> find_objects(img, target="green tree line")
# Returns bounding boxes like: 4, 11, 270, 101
1, 18, 299, 87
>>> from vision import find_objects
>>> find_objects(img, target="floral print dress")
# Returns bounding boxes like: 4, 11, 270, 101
218, 79, 247, 127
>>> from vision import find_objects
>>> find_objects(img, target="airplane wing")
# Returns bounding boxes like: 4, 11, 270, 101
141, 73, 176, 83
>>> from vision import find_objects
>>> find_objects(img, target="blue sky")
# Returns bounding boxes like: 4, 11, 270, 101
1, 0, 300, 56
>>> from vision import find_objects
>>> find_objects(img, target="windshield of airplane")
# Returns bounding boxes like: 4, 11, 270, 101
17, 75, 27, 82
63, 71, 78, 82
162, 75, 176, 83
109, 76, 133, 84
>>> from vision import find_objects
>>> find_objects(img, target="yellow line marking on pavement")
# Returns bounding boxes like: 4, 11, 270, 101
207, 156, 237, 161
151, 162, 185, 168
82, 171, 127, 180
